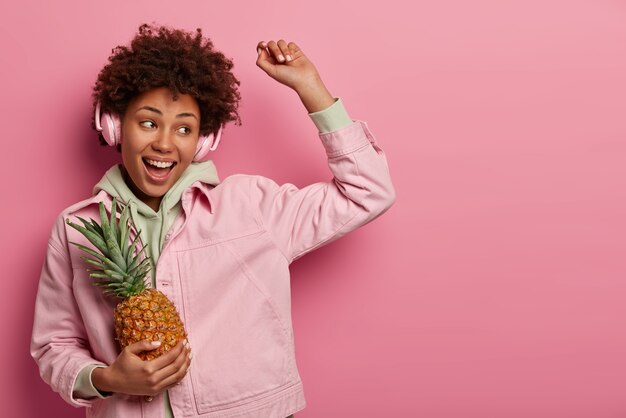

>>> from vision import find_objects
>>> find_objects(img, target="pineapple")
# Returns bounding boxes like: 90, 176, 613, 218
66, 198, 188, 361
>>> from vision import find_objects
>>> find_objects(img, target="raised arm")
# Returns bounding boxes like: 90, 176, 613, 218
252, 39, 395, 262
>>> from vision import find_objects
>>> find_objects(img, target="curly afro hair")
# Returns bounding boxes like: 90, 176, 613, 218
92, 23, 241, 146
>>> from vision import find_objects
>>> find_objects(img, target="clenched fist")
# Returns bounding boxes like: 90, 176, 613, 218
256, 39, 335, 113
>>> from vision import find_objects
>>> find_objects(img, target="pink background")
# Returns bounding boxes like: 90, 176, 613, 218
1, 0, 625, 417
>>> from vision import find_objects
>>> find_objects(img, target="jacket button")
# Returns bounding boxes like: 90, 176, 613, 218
144, 395, 153, 402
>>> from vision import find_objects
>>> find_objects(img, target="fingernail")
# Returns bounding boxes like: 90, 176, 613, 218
257, 48, 262, 55
286, 55, 293, 62
278, 54, 285, 62
189, 352, 194, 360
151, 341, 161, 346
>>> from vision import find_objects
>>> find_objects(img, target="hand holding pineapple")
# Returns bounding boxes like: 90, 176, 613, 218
92, 339, 191, 396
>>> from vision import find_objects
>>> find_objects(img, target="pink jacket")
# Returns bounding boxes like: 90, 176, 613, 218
31, 120, 395, 418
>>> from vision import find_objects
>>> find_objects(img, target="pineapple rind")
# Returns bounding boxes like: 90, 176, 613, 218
114, 289, 187, 361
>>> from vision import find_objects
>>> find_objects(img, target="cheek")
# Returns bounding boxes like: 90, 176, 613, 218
120, 143, 134, 166
182, 139, 200, 161
120, 141, 145, 176
120, 131, 147, 158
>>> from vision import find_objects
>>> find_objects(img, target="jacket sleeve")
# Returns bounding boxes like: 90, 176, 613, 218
252, 119, 396, 263
31, 214, 107, 407
73, 365, 112, 400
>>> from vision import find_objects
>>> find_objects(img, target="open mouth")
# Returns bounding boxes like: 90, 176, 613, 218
143, 158, 176, 180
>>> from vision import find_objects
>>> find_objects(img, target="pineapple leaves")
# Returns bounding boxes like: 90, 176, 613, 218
100, 200, 127, 271
66, 218, 108, 255
66, 197, 151, 298
118, 205, 131, 259
128, 258, 151, 279
127, 234, 148, 272
126, 231, 141, 270
110, 199, 119, 243
89, 219, 104, 236
82, 259, 125, 281
98, 200, 110, 237
74, 244, 126, 276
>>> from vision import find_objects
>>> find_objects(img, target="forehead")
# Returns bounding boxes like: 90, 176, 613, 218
127, 87, 199, 115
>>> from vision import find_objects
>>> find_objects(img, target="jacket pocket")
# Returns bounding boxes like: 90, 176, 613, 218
176, 232, 293, 414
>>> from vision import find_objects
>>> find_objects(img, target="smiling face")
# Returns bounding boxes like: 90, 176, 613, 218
120, 87, 200, 211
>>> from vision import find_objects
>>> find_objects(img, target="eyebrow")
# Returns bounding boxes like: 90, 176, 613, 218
136, 106, 198, 120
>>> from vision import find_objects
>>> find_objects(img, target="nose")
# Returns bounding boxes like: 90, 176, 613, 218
151, 130, 175, 153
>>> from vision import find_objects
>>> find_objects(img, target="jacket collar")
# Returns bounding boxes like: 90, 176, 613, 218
69, 181, 216, 216
182, 181, 216, 214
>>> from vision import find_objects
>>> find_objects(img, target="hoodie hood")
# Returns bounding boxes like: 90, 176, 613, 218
93, 161, 220, 273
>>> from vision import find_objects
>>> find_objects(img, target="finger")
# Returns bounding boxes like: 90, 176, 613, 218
148, 339, 186, 370
256, 40, 268, 57
125, 339, 162, 356
256, 41, 273, 60
155, 349, 192, 391
166, 353, 192, 389
163, 363, 191, 391
256, 41, 277, 73
266, 40, 285, 63
153, 342, 190, 380
287, 41, 302, 58
276, 39, 293, 62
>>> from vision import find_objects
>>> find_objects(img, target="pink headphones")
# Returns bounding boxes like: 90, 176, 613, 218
95, 102, 222, 162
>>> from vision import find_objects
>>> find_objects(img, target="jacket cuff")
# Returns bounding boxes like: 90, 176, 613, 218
308, 97, 353, 133
73, 364, 112, 400
59, 357, 109, 407
318, 120, 377, 159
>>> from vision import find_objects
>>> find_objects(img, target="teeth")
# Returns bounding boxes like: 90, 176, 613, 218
145, 159, 174, 168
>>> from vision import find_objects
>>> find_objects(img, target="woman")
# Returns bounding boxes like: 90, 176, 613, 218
31, 23, 395, 418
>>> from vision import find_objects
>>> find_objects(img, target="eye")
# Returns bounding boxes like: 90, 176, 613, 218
177, 126, 192, 135
140, 120, 156, 129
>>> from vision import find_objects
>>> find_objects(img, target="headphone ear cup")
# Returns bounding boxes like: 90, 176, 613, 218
193, 126, 223, 162
193, 133, 214, 162
100, 113, 122, 146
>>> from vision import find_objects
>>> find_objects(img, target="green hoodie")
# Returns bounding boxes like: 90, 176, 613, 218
93, 160, 220, 280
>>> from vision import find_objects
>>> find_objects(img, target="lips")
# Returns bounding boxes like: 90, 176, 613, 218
145, 158, 174, 168
142, 157, 176, 182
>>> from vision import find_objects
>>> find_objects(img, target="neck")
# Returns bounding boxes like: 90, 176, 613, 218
120, 166, 162, 212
